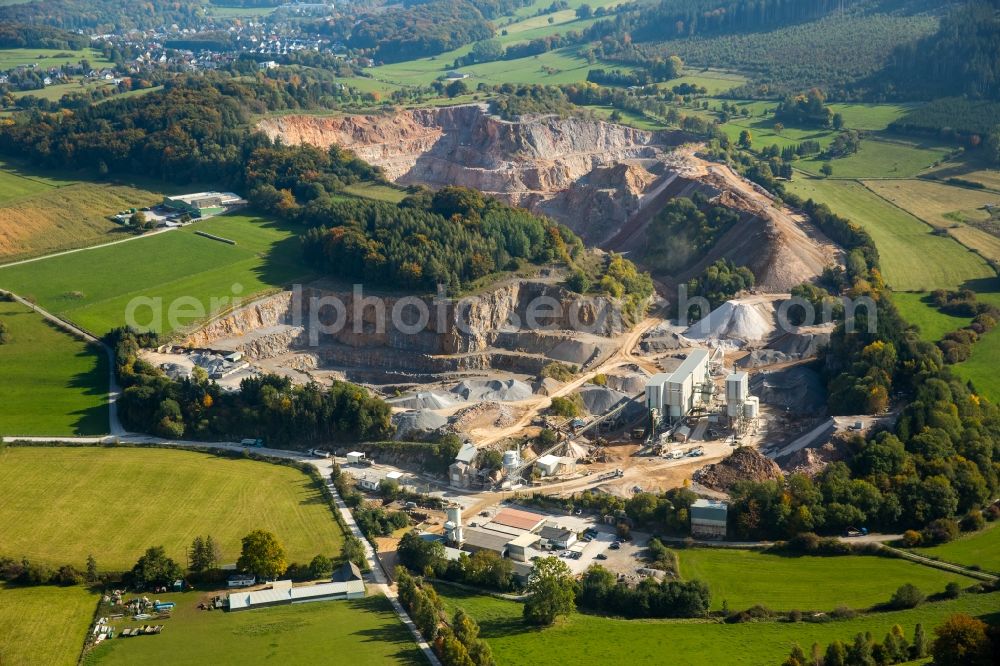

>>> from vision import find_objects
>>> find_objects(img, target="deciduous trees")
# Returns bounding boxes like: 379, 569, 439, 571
236, 530, 287, 581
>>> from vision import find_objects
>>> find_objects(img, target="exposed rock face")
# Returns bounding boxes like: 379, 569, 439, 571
257, 105, 690, 247
182, 279, 627, 383
258, 106, 843, 292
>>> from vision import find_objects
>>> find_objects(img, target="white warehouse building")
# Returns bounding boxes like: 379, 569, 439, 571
646, 349, 711, 421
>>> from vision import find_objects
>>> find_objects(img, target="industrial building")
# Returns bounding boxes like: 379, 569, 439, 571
645, 349, 711, 423
690, 499, 728, 539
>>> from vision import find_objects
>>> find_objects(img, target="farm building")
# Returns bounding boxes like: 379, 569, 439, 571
163, 191, 246, 218
690, 499, 728, 539
227, 567, 364, 611
227, 574, 256, 588
357, 474, 380, 491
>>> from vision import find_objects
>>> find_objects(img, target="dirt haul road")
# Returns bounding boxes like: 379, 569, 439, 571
473, 313, 664, 446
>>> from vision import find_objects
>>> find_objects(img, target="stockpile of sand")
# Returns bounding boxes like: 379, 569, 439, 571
532, 377, 563, 396
450, 378, 534, 402
393, 410, 448, 439
640, 323, 684, 352
387, 391, 458, 410
576, 385, 628, 415
684, 300, 776, 345
694, 447, 784, 492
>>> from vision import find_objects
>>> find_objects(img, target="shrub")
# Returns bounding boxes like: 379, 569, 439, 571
889, 583, 925, 610
922, 518, 960, 545
902, 530, 923, 547
943, 582, 962, 599
549, 396, 579, 417
960, 510, 985, 533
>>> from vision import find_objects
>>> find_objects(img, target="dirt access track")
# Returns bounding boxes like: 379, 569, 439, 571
258, 106, 842, 292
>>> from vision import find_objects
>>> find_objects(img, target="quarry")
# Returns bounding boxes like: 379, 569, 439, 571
141, 106, 859, 505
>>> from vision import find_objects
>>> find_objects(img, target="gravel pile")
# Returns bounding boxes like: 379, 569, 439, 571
392, 409, 448, 439
694, 447, 784, 492
387, 391, 458, 410
605, 372, 646, 395
576, 385, 628, 415
684, 300, 775, 345
751, 366, 826, 414
450, 378, 534, 402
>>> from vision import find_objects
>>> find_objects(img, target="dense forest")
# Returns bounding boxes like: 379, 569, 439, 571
296, 186, 582, 292
879, 0, 1000, 101
587, 0, 940, 98
0, 0, 211, 32
0, 22, 89, 49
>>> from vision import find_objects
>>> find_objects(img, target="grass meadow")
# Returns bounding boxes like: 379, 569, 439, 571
435, 582, 1000, 666
674, 548, 974, 612
915, 523, 1000, 574
0, 446, 346, 570
0, 300, 108, 436
0, 212, 314, 337
89, 593, 423, 665
891, 292, 972, 342
785, 178, 994, 291
0, 583, 99, 666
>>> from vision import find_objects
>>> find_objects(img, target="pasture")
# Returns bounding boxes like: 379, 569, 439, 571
0, 446, 345, 570
915, 523, 1000, 574
0, 212, 313, 336
0, 181, 165, 262
90, 593, 422, 665
0, 300, 108, 436
785, 178, 995, 291
862, 179, 1000, 263
0, 583, 98, 666
891, 292, 971, 342
952, 306, 1000, 403
796, 136, 952, 179
0, 47, 111, 71
667, 69, 747, 95
435, 583, 1000, 666
675, 548, 973, 612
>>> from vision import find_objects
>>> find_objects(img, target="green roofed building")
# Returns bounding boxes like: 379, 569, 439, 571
163, 191, 246, 218
690, 499, 728, 539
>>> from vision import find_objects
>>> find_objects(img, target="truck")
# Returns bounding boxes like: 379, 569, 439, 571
308, 449, 331, 459
240, 438, 264, 448
631, 428, 646, 440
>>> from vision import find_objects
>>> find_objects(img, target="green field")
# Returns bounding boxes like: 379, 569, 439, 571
0, 47, 111, 70
0, 212, 313, 336
374, 45, 629, 88
0, 447, 345, 570
0, 583, 99, 666
785, 178, 994, 291
675, 548, 973, 612
90, 593, 422, 665
916, 523, 1000, 574
0, 301, 108, 436
342, 182, 407, 202
862, 179, 1000, 264
953, 310, 1000, 402
892, 292, 972, 342
436, 583, 1000, 666
667, 69, 747, 95
797, 136, 951, 179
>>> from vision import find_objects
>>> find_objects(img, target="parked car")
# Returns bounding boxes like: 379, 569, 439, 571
610, 542, 621, 550
595, 553, 608, 560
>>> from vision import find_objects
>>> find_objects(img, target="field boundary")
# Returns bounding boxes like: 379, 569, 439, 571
879, 544, 998, 583
858, 179, 999, 269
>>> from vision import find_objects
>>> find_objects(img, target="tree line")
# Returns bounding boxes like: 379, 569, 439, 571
108, 327, 393, 445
